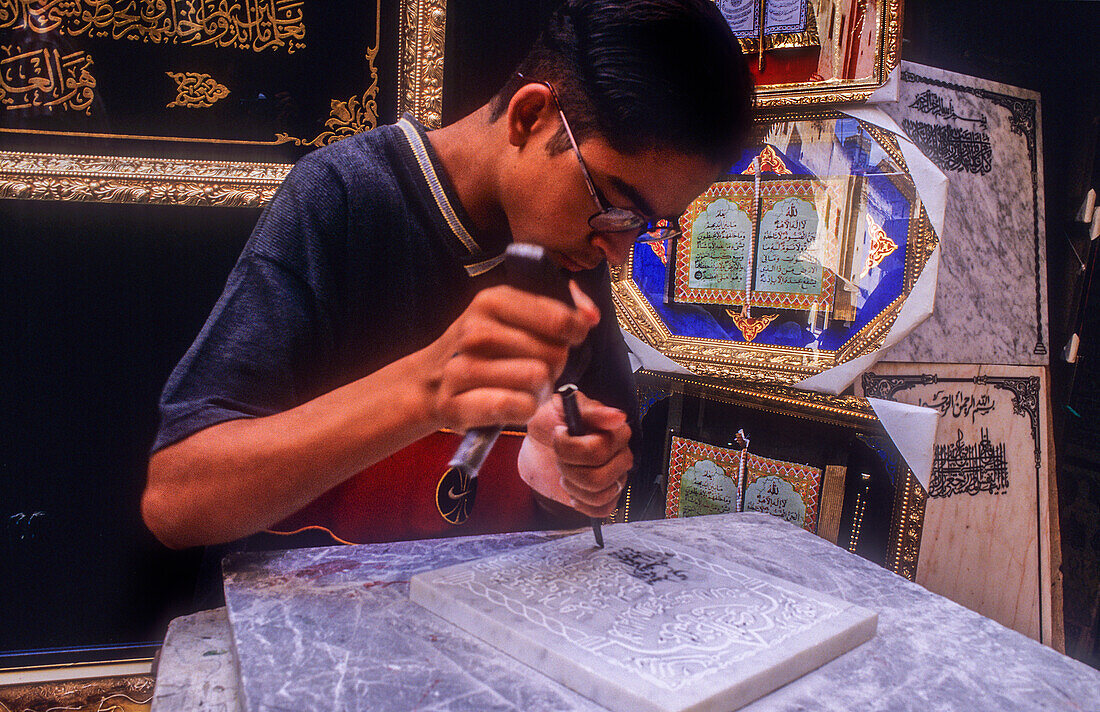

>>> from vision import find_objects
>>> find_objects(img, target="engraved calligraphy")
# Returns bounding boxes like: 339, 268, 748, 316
609, 547, 690, 585
0, 0, 306, 54
0, 44, 95, 113
901, 118, 993, 175
908, 89, 987, 128
929, 428, 1009, 498
918, 389, 996, 422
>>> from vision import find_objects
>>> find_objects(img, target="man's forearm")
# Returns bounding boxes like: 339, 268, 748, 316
142, 348, 442, 549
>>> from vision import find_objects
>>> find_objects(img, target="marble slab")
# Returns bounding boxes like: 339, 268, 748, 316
222, 531, 612, 712
151, 607, 242, 712
859, 363, 1061, 647
216, 513, 1100, 712
410, 529, 876, 712
879, 61, 1048, 364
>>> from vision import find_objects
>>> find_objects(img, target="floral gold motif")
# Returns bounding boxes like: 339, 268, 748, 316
166, 72, 230, 108
0, 150, 288, 207
740, 145, 792, 176
727, 309, 779, 342
861, 215, 899, 277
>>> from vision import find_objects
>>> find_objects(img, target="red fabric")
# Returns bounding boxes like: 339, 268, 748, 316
270, 431, 540, 544
749, 47, 821, 86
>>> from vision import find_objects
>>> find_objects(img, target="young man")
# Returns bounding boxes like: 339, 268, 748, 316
142, 0, 753, 549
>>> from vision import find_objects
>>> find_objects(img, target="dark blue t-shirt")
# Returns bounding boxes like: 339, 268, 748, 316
153, 117, 639, 463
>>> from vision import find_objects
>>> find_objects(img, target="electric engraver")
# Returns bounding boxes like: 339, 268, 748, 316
438, 242, 604, 548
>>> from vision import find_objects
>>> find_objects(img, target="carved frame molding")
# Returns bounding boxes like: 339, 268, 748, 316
0, 0, 447, 208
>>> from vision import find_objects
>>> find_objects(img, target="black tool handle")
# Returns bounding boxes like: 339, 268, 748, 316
558, 383, 605, 548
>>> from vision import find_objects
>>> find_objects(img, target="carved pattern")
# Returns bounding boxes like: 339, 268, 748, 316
400, 0, 446, 128
166, 72, 230, 108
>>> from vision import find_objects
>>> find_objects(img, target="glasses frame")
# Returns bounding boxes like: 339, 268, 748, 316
530, 78, 683, 244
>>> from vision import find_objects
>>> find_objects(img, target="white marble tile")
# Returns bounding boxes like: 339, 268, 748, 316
879, 62, 1048, 364
410, 528, 877, 712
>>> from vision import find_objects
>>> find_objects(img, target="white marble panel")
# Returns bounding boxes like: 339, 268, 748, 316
410, 529, 877, 712
151, 608, 242, 712
879, 61, 1048, 364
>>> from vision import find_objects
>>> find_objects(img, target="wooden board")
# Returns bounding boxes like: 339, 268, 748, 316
859, 363, 1062, 648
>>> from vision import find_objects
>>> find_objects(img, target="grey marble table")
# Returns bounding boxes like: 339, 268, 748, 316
151, 513, 1100, 712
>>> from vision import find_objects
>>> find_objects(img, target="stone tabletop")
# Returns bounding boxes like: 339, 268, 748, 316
160, 513, 1099, 712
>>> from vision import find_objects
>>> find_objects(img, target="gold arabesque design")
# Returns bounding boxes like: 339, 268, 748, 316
1, 44, 96, 114
166, 72, 230, 108
727, 309, 778, 342
0, 0, 306, 54
887, 470, 927, 581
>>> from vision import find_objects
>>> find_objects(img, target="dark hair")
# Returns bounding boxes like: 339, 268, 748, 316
490, 0, 754, 165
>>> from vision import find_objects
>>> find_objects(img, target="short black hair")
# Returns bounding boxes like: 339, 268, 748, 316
490, 0, 754, 165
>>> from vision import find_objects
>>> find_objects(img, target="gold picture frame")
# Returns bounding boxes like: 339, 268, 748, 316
749, 0, 904, 108
0, 0, 447, 209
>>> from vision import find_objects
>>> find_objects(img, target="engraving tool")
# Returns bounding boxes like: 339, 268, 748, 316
558, 382, 605, 548
440, 243, 584, 526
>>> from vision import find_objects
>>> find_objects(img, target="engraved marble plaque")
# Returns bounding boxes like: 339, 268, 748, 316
410, 528, 877, 712
878, 62, 1048, 364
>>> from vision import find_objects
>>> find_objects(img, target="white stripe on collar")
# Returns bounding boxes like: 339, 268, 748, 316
398, 118, 496, 278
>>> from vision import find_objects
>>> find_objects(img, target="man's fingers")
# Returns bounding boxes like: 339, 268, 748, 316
471, 287, 594, 347
442, 357, 553, 399
556, 446, 633, 495
551, 424, 632, 468
439, 388, 541, 430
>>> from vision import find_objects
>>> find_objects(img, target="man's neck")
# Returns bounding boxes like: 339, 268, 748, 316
425, 106, 512, 253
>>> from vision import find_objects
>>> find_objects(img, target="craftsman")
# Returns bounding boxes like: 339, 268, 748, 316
141, 0, 754, 549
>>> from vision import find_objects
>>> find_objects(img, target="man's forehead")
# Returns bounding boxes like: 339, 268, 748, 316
586, 141, 724, 215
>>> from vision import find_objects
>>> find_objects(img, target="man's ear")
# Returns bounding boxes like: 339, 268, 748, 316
505, 83, 556, 149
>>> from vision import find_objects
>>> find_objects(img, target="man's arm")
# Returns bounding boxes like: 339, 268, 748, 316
142, 284, 598, 549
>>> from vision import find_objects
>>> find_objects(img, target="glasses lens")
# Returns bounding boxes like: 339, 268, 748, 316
636, 218, 683, 243
588, 207, 645, 234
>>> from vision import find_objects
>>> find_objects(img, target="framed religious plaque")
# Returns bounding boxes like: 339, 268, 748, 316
0, 0, 445, 207
627, 370, 927, 582
612, 110, 939, 386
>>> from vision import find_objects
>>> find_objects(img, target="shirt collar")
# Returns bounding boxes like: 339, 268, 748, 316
396, 115, 504, 277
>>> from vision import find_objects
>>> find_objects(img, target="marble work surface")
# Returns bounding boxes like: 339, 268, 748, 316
151, 607, 241, 712
211, 514, 1100, 712
879, 61, 1048, 364
410, 528, 876, 712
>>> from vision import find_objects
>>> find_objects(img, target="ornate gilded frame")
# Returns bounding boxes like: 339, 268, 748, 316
0, 0, 447, 209
752, 0, 904, 108
613, 110, 938, 384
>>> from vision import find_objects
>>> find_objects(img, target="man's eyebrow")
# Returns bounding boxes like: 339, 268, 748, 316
608, 175, 656, 217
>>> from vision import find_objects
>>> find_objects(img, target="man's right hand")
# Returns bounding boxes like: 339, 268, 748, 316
424, 281, 600, 431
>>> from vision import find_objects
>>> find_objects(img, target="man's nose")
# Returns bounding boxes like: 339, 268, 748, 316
591, 232, 633, 267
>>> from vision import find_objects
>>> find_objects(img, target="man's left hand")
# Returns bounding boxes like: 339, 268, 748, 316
518, 390, 633, 518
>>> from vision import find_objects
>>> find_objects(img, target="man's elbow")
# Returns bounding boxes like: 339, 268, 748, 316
141, 478, 192, 550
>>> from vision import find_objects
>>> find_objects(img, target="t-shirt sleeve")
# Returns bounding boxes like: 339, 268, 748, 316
151, 157, 345, 454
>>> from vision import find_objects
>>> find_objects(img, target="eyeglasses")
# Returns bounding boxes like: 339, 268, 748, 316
534, 79, 683, 244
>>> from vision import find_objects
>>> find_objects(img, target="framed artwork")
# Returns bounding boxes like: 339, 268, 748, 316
613, 111, 938, 384
0, 0, 445, 207
636, 370, 926, 582
665, 434, 823, 532
716, 0, 903, 106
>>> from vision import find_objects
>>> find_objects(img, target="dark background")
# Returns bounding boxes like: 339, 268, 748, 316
3, 0, 1100, 670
